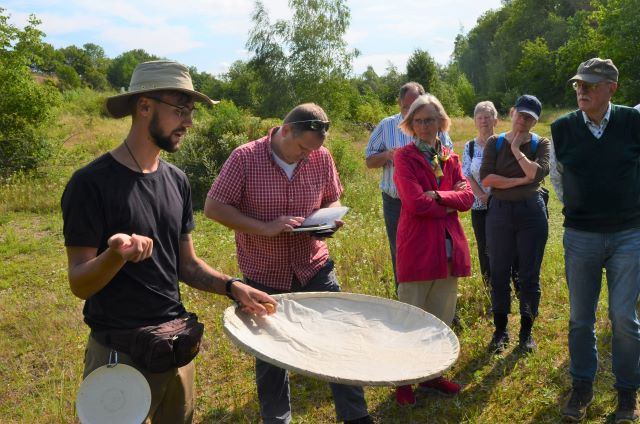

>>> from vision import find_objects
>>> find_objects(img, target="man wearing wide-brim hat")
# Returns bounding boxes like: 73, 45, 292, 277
551, 57, 640, 423
61, 60, 277, 423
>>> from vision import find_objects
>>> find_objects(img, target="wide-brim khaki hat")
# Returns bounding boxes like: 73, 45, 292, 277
106, 60, 219, 118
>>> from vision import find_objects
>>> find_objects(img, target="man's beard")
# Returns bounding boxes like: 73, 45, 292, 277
149, 111, 183, 153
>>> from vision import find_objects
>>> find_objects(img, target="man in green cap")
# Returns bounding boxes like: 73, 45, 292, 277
551, 57, 640, 423
61, 60, 276, 423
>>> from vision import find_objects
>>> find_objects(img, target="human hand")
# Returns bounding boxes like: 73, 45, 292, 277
108, 233, 153, 262
479, 193, 490, 205
424, 190, 438, 200
453, 180, 468, 191
263, 216, 305, 237
231, 283, 278, 316
387, 148, 397, 162
510, 131, 524, 151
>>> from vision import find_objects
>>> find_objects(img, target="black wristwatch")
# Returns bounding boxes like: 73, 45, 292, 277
225, 277, 242, 302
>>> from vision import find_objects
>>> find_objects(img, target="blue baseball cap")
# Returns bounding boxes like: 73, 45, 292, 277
514, 94, 542, 121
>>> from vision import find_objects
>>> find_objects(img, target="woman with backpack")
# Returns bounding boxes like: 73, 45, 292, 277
479, 95, 550, 354
462, 101, 517, 290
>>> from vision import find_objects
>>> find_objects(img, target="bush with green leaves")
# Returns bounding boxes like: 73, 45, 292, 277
0, 10, 62, 176
169, 100, 274, 209
61, 88, 111, 117
326, 137, 360, 182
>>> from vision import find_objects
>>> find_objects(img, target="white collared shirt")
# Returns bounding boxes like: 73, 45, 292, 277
582, 103, 612, 139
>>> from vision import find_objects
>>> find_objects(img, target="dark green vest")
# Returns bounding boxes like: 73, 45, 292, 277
551, 105, 640, 232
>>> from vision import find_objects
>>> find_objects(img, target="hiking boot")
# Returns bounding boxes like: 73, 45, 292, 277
417, 376, 461, 397
561, 383, 594, 422
488, 331, 509, 354
615, 389, 639, 424
517, 334, 536, 353
395, 385, 416, 406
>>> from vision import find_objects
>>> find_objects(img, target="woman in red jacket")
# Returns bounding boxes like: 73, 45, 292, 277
392, 94, 474, 406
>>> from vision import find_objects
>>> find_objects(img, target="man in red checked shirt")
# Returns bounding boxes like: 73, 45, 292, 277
204, 103, 373, 424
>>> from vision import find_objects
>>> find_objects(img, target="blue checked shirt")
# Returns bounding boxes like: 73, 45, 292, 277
365, 113, 453, 198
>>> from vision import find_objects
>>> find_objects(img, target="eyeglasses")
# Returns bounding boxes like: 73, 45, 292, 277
147, 96, 195, 120
572, 81, 603, 92
287, 120, 330, 132
412, 117, 438, 127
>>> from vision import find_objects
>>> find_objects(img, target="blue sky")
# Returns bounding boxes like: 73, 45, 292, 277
5, 0, 502, 77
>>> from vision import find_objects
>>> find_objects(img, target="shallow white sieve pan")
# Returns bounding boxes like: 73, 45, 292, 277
223, 292, 459, 386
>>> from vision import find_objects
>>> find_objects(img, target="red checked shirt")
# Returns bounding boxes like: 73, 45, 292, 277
207, 128, 343, 290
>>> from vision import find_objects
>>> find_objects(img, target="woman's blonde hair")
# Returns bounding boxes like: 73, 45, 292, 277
398, 94, 451, 136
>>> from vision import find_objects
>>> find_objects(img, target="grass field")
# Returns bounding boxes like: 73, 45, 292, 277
0, 106, 623, 423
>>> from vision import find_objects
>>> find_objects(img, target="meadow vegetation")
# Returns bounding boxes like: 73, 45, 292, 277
0, 90, 621, 424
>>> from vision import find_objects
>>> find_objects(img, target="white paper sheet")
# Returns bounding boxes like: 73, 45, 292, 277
292, 206, 349, 232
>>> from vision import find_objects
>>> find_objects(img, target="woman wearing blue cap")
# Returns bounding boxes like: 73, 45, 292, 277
479, 95, 550, 354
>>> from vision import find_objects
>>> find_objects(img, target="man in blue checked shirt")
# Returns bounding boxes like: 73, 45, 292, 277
365, 82, 453, 292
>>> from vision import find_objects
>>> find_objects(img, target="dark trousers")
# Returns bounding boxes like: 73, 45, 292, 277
486, 193, 548, 318
382, 192, 402, 289
472, 209, 520, 290
244, 260, 368, 424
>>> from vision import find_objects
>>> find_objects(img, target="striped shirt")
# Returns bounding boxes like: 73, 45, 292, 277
207, 128, 342, 291
365, 113, 453, 198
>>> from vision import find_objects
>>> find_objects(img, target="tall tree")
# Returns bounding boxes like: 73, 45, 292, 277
406, 49, 438, 92
594, 0, 640, 104
246, 0, 358, 118
107, 49, 160, 90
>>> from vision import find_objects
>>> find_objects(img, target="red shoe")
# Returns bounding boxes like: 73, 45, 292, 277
417, 377, 461, 397
395, 385, 416, 406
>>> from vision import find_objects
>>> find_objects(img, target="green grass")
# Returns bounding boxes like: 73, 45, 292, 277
0, 108, 621, 423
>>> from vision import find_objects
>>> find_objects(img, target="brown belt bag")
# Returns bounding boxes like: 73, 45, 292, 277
94, 312, 205, 373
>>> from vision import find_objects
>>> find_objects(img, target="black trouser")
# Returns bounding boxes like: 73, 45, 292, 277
471, 209, 519, 290
485, 193, 548, 318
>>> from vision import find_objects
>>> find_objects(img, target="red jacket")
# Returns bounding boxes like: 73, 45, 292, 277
393, 143, 474, 282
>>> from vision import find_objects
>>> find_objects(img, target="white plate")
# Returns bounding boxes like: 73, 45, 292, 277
223, 292, 459, 386
76, 363, 151, 424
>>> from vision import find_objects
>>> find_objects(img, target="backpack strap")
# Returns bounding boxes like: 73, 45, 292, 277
496, 132, 540, 153
496, 133, 506, 152
468, 139, 475, 159
530, 133, 539, 154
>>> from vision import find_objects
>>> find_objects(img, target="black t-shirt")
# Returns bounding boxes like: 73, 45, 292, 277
61, 153, 195, 331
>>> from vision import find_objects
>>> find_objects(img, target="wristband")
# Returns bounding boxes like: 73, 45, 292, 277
225, 277, 242, 302
517, 155, 526, 161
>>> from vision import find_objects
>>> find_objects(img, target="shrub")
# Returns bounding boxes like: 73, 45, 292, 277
169, 101, 254, 209
61, 88, 110, 117
327, 137, 360, 182
0, 10, 62, 176
0, 63, 61, 176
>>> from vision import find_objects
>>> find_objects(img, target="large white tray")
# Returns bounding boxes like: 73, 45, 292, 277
223, 292, 459, 386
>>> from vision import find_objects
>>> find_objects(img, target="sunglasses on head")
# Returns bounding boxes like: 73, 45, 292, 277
287, 119, 330, 132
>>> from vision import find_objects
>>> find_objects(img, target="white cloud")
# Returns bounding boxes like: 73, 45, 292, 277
7, 0, 503, 76
99, 25, 204, 56
354, 53, 411, 75
37, 13, 112, 34
209, 18, 251, 35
